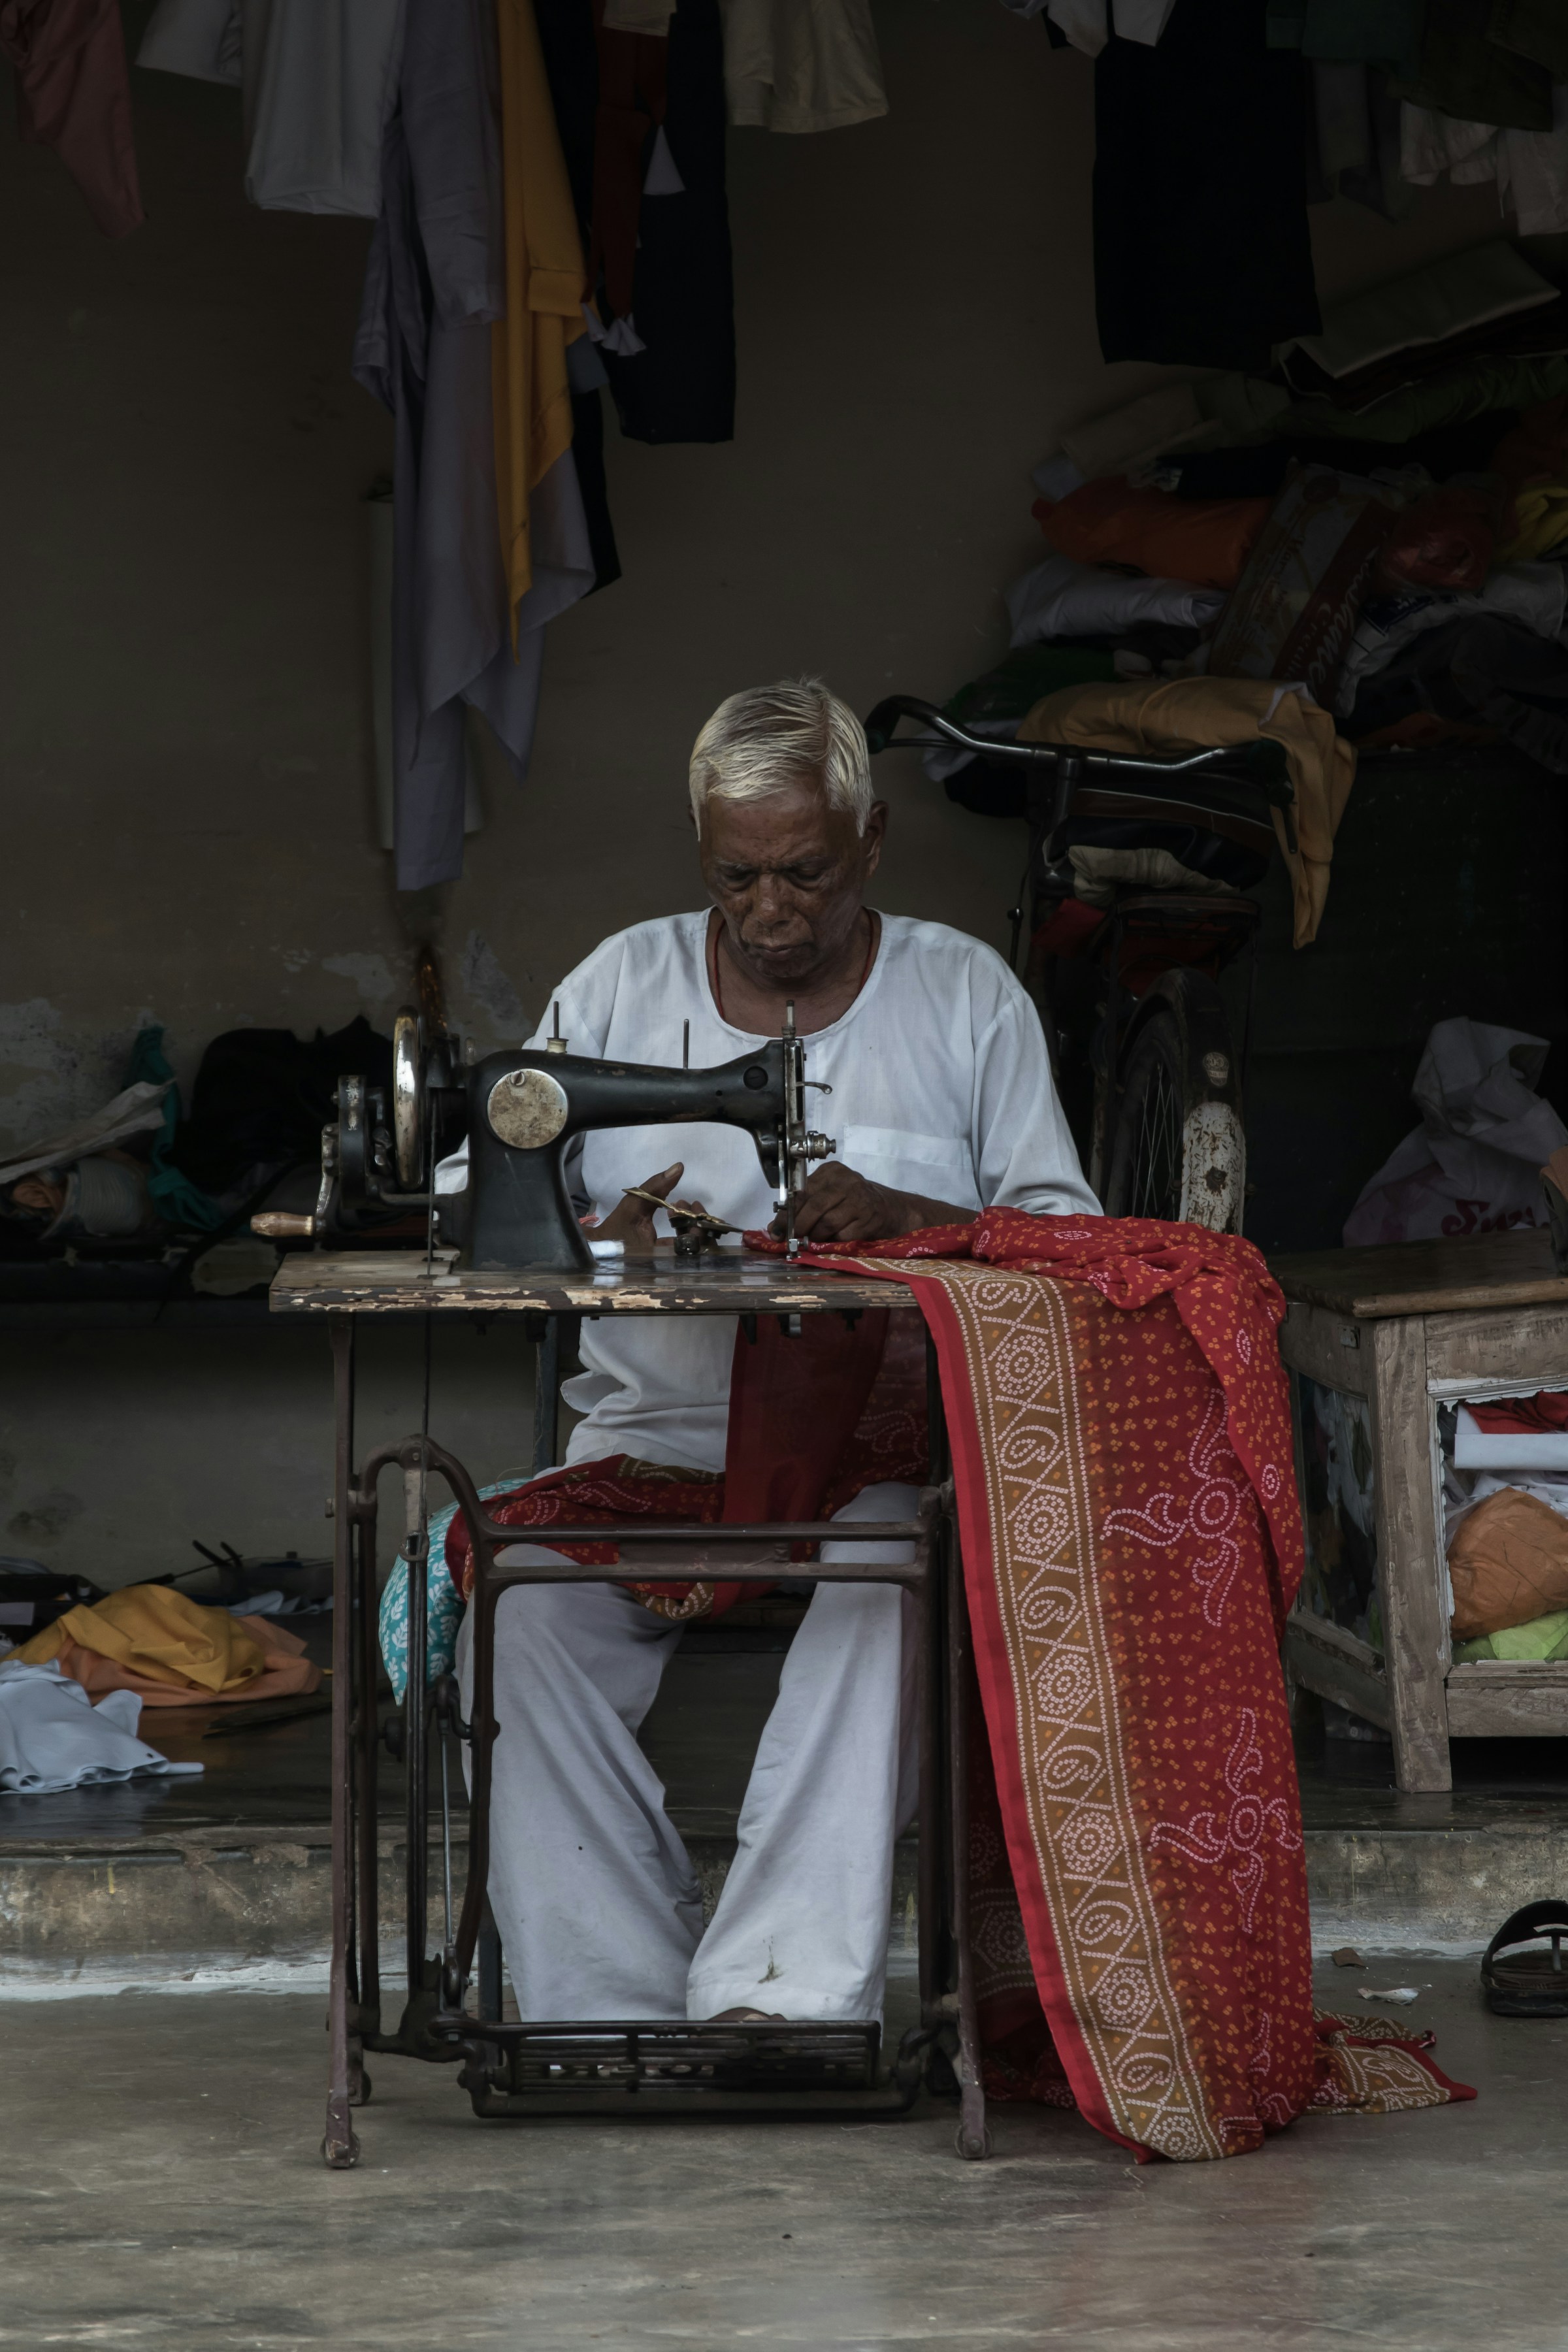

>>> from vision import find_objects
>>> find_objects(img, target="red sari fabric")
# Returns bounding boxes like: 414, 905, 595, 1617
752, 1210, 1473, 2157
444, 1305, 923, 1618
452, 1209, 1473, 2155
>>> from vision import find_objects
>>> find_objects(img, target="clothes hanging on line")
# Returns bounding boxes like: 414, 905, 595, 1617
138, 0, 402, 217
532, 0, 735, 443
1394, 0, 1554, 131
1091, 0, 1320, 371
1401, 85, 1568, 233
722, 0, 887, 131
1266, 0, 1424, 77
493, 0, 593, 628
3, 0, 143, 237
137, 0, 240, 81
355, 0, 594, 892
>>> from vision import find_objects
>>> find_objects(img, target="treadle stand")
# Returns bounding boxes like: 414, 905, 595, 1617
304, 1269, 988, 2169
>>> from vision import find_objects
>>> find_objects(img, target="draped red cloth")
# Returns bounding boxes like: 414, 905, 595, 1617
450, 1209, 1474, 2157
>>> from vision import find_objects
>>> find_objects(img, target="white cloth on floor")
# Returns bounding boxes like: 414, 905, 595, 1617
438, 909, 1096, 1473
0, 1664, 203, 1797
723, 0, 887, 131
457, 1482, 921, 2021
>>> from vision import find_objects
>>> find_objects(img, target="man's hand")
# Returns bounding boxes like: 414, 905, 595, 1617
594, 1163, 710, 1249
771, 1161, 972, 1245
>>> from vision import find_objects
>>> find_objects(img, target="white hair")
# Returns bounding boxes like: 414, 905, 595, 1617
688, 677, 873, 837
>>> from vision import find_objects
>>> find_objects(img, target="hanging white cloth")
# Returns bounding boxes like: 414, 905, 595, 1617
138, 0, 403, 217
722, 0, 887, 131
998, 0, 1177, 59
138, 0, 242, 83
1401, 88, 1568, 237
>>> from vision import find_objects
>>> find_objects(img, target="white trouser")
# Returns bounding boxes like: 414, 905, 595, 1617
455, 1482, 921, 2023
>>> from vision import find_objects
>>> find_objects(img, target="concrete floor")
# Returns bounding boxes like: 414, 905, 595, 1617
5, 1959, 1562, 2350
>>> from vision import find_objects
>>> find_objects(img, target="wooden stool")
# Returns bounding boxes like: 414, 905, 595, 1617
1271, 1230, 1568, 1793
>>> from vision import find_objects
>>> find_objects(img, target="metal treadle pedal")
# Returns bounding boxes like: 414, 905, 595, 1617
502, 2019, 881, 2097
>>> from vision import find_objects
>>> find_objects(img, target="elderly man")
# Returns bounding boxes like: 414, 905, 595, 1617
457, 678, 1096, 2027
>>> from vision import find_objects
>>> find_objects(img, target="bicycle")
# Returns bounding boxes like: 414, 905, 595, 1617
863, 696, 1298, 1233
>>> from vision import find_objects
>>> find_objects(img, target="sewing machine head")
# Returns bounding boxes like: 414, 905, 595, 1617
465, 1005, 834, 1271
252, 1003, 835, 1272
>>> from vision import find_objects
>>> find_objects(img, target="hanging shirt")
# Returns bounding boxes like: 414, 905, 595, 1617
139, 0, 402, 216
722, 0, 887, 132
4, 0, 144, 238
353, 0, 595, 891
459, 910, 1098, 1473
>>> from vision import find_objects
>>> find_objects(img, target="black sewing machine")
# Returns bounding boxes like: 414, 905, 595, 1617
253, 1003, 836, 1271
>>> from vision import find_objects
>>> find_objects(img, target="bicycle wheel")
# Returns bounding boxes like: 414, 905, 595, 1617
1102, 973, 1245, 1232
1105, 1011, 1188, 1223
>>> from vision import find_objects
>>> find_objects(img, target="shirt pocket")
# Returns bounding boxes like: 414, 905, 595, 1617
837, 1125, 980, 1208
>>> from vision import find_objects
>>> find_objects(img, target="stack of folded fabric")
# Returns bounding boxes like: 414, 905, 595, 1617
939, 239, 1568, 902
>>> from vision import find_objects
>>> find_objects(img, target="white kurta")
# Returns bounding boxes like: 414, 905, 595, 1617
456, 907, 1096, 2023
514, 908, 1096, 1473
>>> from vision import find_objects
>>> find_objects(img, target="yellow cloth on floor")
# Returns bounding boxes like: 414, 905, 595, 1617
1017, 677, 1356, 948
16, 1582, 269, 1694
493, 0, 587, 632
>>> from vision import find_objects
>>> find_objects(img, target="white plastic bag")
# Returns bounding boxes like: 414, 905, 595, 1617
1344, 1017, 1568, 1245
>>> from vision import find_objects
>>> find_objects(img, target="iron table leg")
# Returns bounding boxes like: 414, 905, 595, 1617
324, 1316, 361, 2168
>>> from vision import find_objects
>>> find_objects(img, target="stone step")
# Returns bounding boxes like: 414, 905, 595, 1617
6, 1811, 1565, 1988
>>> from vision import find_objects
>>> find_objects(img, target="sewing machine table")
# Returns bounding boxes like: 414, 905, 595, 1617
270, 1250, 988, 2170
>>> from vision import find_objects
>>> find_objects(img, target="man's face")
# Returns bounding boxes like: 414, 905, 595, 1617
697, 779, 887, 989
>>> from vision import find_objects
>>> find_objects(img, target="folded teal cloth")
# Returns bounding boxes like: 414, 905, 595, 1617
378, 1473, 531, 1701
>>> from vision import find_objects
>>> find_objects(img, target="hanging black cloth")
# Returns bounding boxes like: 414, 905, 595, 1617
534, 0, 734, 446
1092, 0, 1321, 372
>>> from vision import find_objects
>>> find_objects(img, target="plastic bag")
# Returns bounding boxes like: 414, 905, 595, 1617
1371, 485, 1497, 593
1344, 1017, 1568, 1245
1033, 477, 1271, 591
1448, 1488, 1568, 1641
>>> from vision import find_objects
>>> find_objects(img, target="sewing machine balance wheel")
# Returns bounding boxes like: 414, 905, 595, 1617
392, 1008, 425, 1189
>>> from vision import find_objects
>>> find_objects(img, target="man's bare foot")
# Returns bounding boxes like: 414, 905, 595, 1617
710, 2006, 786, 2023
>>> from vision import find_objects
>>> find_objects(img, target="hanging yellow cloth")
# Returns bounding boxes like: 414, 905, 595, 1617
493, 0, 588, 634
1018, 676, 1356, 949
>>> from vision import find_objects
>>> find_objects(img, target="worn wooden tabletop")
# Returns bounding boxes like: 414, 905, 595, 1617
269, 1247, 917, 1317
1269, 1226, 1568, 1320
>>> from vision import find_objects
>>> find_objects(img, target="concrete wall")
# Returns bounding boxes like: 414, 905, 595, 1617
0, 2, 1507, 1573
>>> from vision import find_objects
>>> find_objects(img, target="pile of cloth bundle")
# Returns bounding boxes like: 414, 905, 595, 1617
1445, 1392, 1568, 1664
934, 237, 1568, 950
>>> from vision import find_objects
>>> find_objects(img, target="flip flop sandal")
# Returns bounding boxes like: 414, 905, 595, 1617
1481, 1901, 1568, 2016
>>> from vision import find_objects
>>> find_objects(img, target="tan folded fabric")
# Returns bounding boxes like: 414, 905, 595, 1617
1448, 1486, 1568, 1640
1018, 676, 1355, 947
14, 1582, 319, 1706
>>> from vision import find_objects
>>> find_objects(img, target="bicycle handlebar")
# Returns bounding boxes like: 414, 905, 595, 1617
862, 694, 1298, 825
